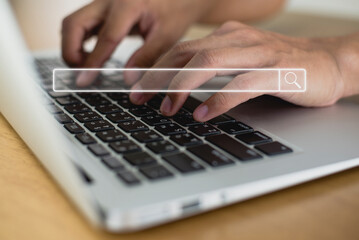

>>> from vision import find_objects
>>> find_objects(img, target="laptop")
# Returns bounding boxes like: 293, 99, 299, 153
1, 0, 359, 232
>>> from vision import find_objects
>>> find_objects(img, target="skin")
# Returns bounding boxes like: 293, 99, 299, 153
61, 0, 359, 122
61, 0, 285, 86
201, 0, 286, 23
129, 22, 359, 121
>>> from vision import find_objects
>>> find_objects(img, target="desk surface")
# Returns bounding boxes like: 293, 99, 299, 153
2, 11, 359, 240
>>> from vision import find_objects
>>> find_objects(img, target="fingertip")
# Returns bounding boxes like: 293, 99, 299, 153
123, 68, 142, 86
76, 72, 89, 87
160, 95, 173, 116
129, 93, 145, 105
193, 104, 209, 122
62, 49, 85, 67
76, 71, 98, 87
129, 84, 145, 105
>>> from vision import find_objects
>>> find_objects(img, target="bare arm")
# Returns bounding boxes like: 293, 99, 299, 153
199, 0, 286, 24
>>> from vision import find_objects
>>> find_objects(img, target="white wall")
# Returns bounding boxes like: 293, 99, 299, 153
10, 0, 91, 49
10, 0, 359, 50
287, 0, 359, 19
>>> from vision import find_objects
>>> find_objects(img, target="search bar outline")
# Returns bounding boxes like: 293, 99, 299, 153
53, 68, 307, 93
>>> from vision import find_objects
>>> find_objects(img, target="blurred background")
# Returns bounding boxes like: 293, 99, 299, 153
9, 0, 359, 50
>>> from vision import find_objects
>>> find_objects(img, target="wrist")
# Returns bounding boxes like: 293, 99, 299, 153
334, 33, 359, 97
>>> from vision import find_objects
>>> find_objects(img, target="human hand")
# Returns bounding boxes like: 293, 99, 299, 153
61, 0, 215, 86
130, 21, 356, 122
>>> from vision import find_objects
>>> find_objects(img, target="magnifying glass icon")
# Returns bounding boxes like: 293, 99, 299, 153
284, 72, 301, 89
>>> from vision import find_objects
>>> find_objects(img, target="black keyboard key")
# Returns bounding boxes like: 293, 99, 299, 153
64, 123, 84, 134
109, 140, 141, 154
54, 113, 73, 124
64, 103, 91, 114
106, 93, 129, 101
85, 120, 114, 132
48, 91, 70, 98
56, 96, 80, 106
77, 93, 100, 99
188, 144, 234, 167
218, 122, 253, 135
95, 104, 122, 114
132, 130, 163, 143
76, 133, 96, 144
206, 134, 261, 161
183, 96, 202, 112
46, 104, 62, 114
117, 171, 140, 185
129, 106, 156, 117
102, 156, 125, 170
117, 98, 136, 109
173, 115, 202, 127
236, 131, 272, 145
106, 112, 135, 123
208, 115, 235, 125
88, 144, 110, 156
75, 112, 102, 123
163, 153, 204, 174
146, 141, 178, 154
96, 130, 127, 142
255, 142, 293, 156
140, 164, 173, 180
142, 115, 171, 126
170, 133, 202, 147
146, 95, 163, 110
85, 96, 111, 106
118, 121, 149, 132
189, 124, 220, 136
124, 152, 156, 166
155, 123, 186, 135
177, 109, 191, 116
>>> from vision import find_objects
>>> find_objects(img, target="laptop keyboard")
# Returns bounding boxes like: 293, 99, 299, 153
35, 57, 293, 186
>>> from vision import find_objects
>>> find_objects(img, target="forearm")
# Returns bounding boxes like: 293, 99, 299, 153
335, 32, 359, 97
198, 0, 286, 24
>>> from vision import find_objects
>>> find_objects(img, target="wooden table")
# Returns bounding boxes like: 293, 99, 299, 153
2, 9, 359, 240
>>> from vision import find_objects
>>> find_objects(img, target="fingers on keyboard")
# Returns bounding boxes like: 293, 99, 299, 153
39, 66, 295, 187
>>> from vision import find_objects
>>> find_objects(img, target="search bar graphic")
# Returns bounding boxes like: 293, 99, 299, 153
53, 68, 306, 93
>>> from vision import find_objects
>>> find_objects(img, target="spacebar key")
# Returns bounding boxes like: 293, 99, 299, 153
206, 134, 262, 161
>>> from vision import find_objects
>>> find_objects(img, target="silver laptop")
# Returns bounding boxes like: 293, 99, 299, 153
1, 0, 359, 232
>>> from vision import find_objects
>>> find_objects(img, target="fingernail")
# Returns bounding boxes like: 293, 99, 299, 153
194, 104, 208, 121
161, 96, 172, 114
129, 84, 143, 104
